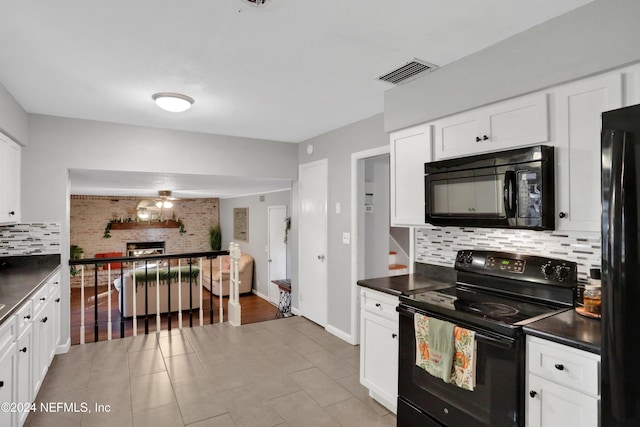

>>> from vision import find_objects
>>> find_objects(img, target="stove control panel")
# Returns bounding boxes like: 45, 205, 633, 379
486, 256, 525, 273
455, 250, 578, 287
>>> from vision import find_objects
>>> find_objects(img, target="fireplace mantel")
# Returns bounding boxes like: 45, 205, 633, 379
110, 220, 180, 230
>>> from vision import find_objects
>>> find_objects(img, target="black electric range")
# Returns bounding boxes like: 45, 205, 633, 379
397, 250, 577, 427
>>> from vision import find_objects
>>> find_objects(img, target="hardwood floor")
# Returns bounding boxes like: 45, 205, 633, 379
70, 284, 281, 345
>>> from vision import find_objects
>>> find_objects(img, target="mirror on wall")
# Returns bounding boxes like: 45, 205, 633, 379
136, 199, 163, 221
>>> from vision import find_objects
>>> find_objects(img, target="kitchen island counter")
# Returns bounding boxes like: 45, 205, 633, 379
523, 308, 601, 355
0, 254, 61, 325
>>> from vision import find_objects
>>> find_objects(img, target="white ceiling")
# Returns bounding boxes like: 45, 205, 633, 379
1, 0, 592, 198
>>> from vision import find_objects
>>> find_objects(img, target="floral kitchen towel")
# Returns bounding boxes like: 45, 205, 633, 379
415, 313, 477, 391
414, 313, 455, 383
451, 325, 476, 391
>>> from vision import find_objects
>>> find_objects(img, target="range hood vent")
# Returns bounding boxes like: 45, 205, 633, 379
377, 59, 438, 85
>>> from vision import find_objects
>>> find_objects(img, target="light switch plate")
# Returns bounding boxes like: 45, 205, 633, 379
342, 232, 350, 245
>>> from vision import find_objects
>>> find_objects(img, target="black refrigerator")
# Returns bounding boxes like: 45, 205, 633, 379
602, 104, 640, 426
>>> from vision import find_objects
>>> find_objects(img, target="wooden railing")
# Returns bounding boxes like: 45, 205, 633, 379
69, 246, 241, 344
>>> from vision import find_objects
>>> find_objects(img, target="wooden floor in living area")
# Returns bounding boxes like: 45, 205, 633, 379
70, 285, 281, 345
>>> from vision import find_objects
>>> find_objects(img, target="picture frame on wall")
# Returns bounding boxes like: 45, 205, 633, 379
233, 207, 249, 242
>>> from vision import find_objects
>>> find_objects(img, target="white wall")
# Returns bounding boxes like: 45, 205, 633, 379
22, 114, 297, 346
385, 0, 640, 132
364, 155, 390, 279
295, 113, 388, 336
219, 190, 292, 299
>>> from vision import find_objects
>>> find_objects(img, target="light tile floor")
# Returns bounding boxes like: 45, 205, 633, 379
25, 316, 396, 427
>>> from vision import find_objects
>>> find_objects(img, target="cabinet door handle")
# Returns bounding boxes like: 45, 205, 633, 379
475, 136, 482, 142
8, 211, 15, 216
483, 135, 489, 141
41, 317, 48, 323
24, 315, 31, 320
392, 333, 398, 339
558, 212, 567, 219
40, 297, 46, 301
529, 390, 537, 398
0, 381, 3, 387
20, 347, 27, 353
555, 363, 564, 371
55, 298, 60, 303
375, 303, 381, 308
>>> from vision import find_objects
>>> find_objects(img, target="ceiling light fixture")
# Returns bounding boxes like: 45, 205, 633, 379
155, 200, 173, 209
152, 92, 194, 113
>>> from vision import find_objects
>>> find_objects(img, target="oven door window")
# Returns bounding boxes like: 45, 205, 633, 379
398, 311, 523, 427
429, 172, 505, 217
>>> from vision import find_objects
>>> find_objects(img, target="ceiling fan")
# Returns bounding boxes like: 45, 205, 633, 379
155, 190, 177, 209
136, 190, 179, 220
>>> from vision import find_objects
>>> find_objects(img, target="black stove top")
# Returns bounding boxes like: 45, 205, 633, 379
401, 286, 571, 337
399, 250, 577, 337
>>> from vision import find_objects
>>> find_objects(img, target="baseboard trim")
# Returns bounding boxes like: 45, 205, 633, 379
56, 337, 71, 354
326, 324, 356, 345
291, 306, 300, 316
252, 289, 269, 301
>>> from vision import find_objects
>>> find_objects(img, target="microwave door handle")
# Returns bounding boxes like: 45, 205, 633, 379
503, 171, 517, 218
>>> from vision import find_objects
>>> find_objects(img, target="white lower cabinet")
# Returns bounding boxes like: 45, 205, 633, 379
526, 336, 600, 427
359, 287, 399, 413
32, 275, 58, 399
0, 268, 60, 427
0, 317, 17, 427
15, 324, 32, 427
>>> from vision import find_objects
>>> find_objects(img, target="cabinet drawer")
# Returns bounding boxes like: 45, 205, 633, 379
361, 288, 399, 320
0, 314, 15, 354
15, 301, 33, 335
527, 336, 600, 397
32, 284, 52, 316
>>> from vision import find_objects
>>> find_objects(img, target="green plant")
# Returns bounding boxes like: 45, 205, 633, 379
70, 245, 84, 276
209, 224, 222, 250
103, 220, 113, 238
177, 219, 186, 234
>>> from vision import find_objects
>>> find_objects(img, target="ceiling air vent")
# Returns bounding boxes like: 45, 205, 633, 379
377, 59, 438, 85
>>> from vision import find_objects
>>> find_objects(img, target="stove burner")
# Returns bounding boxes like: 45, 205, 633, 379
468, 302, 520, 317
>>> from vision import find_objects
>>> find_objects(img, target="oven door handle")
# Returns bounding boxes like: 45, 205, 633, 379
398, 304, 516, 349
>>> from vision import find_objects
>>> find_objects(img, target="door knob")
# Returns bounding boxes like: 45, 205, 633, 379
317, 254, 325, 261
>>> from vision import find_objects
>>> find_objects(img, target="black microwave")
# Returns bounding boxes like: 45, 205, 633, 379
424, 145, 555, 230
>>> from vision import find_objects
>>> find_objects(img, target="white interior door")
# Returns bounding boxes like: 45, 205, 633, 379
268, 205, 287, 305
299, 159, 328, 326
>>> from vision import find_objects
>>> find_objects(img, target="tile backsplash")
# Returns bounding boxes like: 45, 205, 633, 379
415, 226, 600, 283
0, 223, 61, 256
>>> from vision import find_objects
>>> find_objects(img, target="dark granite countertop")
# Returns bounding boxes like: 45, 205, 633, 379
357, 264, 456, 297
0, 254, 61, 325
523, 308, 601, 355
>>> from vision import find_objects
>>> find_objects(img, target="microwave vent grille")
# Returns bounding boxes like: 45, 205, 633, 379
377, 59, 438, 85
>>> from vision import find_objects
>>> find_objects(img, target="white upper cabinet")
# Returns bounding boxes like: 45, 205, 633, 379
0, 133, 21, 225
433, 92, 549, 160
554, 71, 622, 232
390, 123, 431, 226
